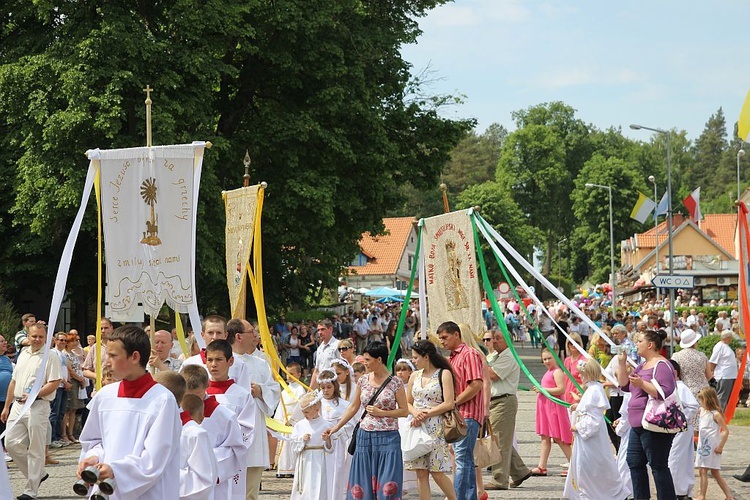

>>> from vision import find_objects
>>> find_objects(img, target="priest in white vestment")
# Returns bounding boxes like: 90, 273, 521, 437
228, 319, 282, 499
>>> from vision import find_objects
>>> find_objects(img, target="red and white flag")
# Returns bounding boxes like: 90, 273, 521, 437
683, 187, 701, 223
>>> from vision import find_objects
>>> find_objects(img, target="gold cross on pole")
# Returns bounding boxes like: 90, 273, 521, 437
143, 85, 153, 147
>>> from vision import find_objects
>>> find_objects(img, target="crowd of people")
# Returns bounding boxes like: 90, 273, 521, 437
2, 293, 750, 499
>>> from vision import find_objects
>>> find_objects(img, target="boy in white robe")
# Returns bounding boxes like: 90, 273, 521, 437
180, 315, 252, 389
614, 393, 632, 497
564, 358, 628, 500
180, 394, 219, 500
204, 340, 257, 500
227, 318, 282, 499
78, 325, 181, 500
668, 359, 700, 499
182, 364, 247, 500
273, 362, 307, 477
290, 391, 333, 500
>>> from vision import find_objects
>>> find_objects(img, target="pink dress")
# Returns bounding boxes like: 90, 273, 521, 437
536, 369, 573, 444
563, 355, 584, 403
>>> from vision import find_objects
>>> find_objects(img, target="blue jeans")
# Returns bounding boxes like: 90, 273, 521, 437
49, 387, 67, 442
627, 426, 676, 500
453, 417, 480, 499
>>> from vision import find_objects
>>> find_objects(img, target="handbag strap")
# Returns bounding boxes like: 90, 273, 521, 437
649, 359, 677, 400
356, 374, 393, 424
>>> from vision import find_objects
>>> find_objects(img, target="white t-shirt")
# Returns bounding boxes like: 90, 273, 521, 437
709, 341, 739, 380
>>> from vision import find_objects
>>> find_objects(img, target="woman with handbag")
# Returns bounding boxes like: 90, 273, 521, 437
617, 329, 679, 500
323, 341, 408, 500
406, 340, 457, 500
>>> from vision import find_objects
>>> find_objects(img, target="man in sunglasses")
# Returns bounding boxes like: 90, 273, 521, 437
309, 320, 341, 389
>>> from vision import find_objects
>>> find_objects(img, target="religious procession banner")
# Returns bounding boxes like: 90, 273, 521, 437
98, 143, 205, 318
421, 210, 483, 336
222, 185, 260, 317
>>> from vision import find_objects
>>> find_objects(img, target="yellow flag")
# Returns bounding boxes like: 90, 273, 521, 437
739, 90, 750, 142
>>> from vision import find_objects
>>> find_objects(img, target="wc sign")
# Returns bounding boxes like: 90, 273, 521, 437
651, 275, 695, 289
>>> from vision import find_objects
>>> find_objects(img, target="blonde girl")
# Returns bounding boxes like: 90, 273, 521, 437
694, 387, 733, 500
317, 369, 353, 498
395, 358, 417, 495
564, 358, 627, 500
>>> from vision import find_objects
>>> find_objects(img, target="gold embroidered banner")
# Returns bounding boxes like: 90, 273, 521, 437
99, 144, 205, 318
422, 210, 483, 337
223, 185, 259, 317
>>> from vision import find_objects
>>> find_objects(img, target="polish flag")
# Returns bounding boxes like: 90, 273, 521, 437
683, 187, 701, 223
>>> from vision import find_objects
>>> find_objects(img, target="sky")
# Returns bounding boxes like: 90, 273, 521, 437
400, 0, 749, 142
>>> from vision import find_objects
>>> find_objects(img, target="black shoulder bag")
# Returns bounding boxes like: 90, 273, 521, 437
348, 375, 394, 455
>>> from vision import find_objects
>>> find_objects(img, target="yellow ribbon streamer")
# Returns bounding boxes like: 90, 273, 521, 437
93, 162, 103, 390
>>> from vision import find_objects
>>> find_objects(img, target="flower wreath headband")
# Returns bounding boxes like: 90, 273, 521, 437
329, 358, 355, 380
396, 358, 415, 371
300, 389, 324, 410
316, 370, 338, 386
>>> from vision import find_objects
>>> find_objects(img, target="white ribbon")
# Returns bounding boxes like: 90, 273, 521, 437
417, 219, 428, 340
2, 163, 97, 438
473, 215, 619, 386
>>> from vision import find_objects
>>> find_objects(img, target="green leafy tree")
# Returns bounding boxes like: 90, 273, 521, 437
0, 0, 471, 319
571, 154, 646, 282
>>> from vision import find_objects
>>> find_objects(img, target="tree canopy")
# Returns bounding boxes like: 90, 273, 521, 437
0, 0, 472, 321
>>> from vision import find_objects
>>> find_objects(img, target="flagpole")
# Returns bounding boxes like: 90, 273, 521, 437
143, 85, 157, 346
649, 175, 660, 302
631, 124, 675, 355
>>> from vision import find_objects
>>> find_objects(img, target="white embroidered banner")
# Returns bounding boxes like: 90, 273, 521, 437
421, 210, 483, 336
99, 144, 205, 317
223, 185, 259, 316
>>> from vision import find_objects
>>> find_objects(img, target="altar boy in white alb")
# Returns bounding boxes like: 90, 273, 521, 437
78, 325, 181, 500
182, 365, 247, 500
180, 315, 252, 389
204, 339, 257, 500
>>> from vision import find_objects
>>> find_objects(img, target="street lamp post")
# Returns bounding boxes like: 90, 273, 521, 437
648, 175, 659, 301
557, 238, 567, 288
631, 124, 675, 355
739, 149, 746, 202
585, 183, 616, 319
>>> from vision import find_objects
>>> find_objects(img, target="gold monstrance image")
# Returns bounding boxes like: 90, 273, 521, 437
139, 177, 162, 246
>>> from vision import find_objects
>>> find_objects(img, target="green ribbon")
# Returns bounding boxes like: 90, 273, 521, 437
470, 214, 571, 408
476, 216, 585, 397
387, 223, 422, 370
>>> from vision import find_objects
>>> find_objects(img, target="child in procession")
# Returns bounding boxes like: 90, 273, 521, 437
77, 326, 181, 500
694, 387, 733, 500
182, 364, 246, 500
272, 362, 307, 478
290, 391, 333, 500
564, 357, 628, 500
203, 340, 257, 500
179, 394, 219, 500
395, 358, 418, 496
331, 358, 356, 403
531, 348, 572, 476
318, 368, 354, 498
667, 360, 700, 500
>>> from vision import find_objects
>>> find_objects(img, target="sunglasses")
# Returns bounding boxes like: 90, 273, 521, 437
338, 346, 351, 352
482, 338, 492, 342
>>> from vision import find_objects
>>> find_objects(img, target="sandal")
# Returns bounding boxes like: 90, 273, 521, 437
67, 434, 79, 444
559, 470, 568, 477
530, 467, 547, 476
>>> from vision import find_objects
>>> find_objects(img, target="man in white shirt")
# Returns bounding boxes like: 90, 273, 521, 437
709, 331, 739, 411
148, 330, 183, 374
309, 320, 340, 389
3, 323, 63, 500
352, 313, 369, 354
50, 332, 71, 447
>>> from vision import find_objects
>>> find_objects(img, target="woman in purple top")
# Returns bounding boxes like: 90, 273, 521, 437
617, 329, 678, 500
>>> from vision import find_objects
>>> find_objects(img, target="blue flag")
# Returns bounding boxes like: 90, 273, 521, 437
653, 191, 668, 220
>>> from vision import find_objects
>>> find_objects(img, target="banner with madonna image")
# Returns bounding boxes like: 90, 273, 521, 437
421, 210, 483, 337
